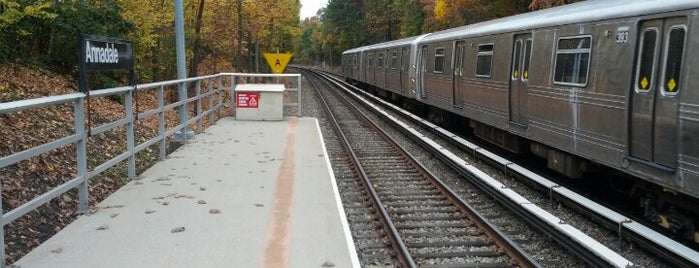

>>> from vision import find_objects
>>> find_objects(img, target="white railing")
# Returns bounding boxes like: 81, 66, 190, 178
0, 72, 302, 267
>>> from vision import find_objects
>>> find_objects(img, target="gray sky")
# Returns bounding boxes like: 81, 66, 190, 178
300, 0, 328, 19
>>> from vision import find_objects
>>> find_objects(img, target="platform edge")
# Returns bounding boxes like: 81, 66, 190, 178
313, 118, 361, 268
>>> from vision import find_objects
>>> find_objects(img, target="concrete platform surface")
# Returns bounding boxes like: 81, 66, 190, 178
15, 117, 360, 268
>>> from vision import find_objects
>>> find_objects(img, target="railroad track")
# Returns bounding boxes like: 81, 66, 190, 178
302, 69, 538, 267
297, 68, 699, 268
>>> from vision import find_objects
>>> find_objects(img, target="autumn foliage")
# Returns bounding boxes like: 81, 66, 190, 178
297, 0, 581, 66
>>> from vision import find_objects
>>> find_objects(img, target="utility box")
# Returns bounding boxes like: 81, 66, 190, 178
234, 84, 285, 121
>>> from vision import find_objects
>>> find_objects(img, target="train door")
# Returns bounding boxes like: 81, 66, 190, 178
452, 41, 466, 108
383, 49, 398, 90
401, 47, 409, 93
509, 33, 532, 125
629, 18, 686, 169
367, 52, 374, 84
417, 45, 427, 98
352, 54, 357, 79
376, 49, 391, 89
358, 52, 364, 81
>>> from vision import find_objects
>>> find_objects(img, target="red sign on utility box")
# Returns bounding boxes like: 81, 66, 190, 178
236, 92, 259, 108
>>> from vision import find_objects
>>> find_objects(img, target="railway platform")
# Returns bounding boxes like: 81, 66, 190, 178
14, 117, 360, 268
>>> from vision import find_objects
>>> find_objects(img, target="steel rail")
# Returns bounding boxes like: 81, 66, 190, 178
307, 69, 540, 268
317, 70, 540, 268
314, 70, 645, 267
303, 70, 417, 268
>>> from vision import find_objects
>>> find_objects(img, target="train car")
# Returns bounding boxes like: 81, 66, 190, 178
343, 0, 699, 240
343, 35, 429, 97
342, 49, 359, 82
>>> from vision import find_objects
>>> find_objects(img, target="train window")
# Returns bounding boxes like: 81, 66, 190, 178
553, 36, 591, 86
378, 52, 384, 68
511, 40, 522, 80
368, 55, 372, 68
476, 44, 494, 77
391, 51, 398, 69
523, 39, 532, 81
661, 26, 686, 95
434, 48, 445, 73
636, 28, 658, 92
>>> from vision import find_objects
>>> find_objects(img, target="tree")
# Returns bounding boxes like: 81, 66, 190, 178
364, 0, 400, 43
322, 0, 363, 63
529, 0, 582, 10
1, 0, 133, 88
189, 0, 205, 77
0, 0, 55, 60
394, 0, 424, 37
294, 17, 322, 64
236, 0, 299, 72
118, 0, 174, 81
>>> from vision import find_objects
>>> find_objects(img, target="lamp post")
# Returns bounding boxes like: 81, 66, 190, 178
175, 0, 192, 140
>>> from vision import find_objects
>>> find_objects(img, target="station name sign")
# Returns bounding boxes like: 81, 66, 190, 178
79, 34, 135, 92
80, 34, 134, 71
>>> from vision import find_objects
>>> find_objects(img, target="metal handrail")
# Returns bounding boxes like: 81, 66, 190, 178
0, 72, 302, 267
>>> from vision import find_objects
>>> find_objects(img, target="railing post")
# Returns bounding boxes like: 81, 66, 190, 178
217, 76, 224, 119
208, 78, 215, 124
158, 86, 166, 160
230, 75, 236, 116
1, 162, 5, 268
125, 90, 136, 179
178, 80, 188, 144
75, 97, 89, 212
196, 80, 202, 133
298, 75, 303, 117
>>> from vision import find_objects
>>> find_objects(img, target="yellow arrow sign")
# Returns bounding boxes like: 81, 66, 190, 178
263, 53, 293, 74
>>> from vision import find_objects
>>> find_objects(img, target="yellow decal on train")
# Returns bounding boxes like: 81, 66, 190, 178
667, 78, 677, 92
514, 70, 519, 78
640, 77, 649, 89
523, 70, 528, 79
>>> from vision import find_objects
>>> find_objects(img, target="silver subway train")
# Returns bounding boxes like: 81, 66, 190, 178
342, 0, 699, 238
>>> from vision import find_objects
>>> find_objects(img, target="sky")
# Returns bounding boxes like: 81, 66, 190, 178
300, 0, 328, 19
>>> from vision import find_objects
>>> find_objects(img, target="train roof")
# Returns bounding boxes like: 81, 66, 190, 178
342, 34, 428, 55
421, 0, 699, 43
343, 0, 699, 55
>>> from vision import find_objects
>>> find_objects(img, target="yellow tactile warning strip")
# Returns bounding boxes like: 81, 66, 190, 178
259, 117, 298, 268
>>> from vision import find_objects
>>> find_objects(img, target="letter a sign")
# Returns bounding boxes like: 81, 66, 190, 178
263, 53, 293, 74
